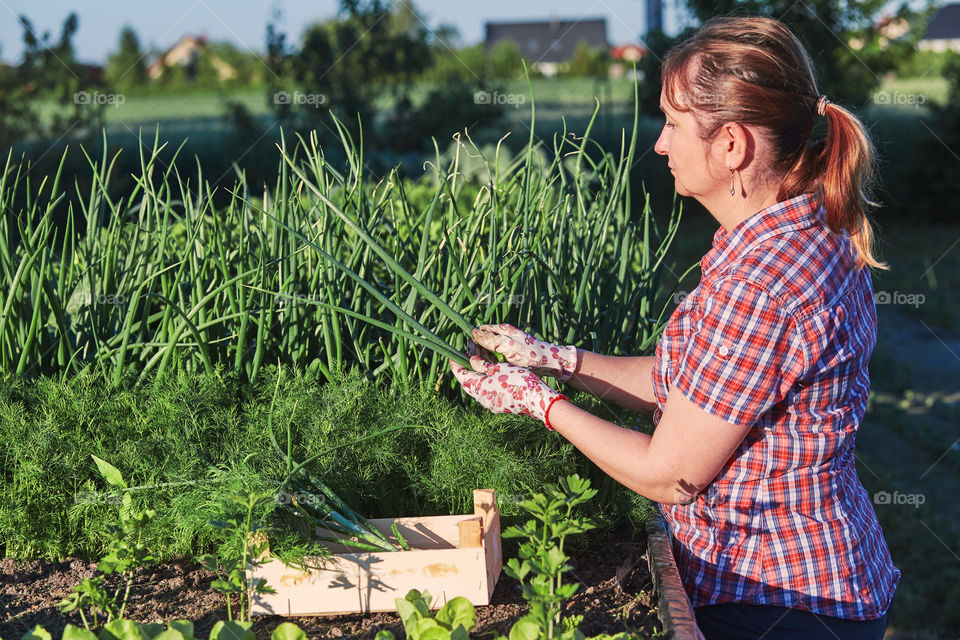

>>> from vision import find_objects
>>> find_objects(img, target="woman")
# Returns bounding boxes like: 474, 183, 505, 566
450, 16, 900, 640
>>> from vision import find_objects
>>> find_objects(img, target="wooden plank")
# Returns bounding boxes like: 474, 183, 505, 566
474, 489, 502, 600
251, 547, 488, 615
458, 517, 483, 549
314, 514, 479, 553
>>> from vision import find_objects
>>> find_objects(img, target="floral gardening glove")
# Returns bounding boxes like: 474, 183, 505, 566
449, 356, 568, 430
471, 324, 579, 382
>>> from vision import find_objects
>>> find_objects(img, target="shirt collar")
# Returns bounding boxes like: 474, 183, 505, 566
701, 193, 822, 277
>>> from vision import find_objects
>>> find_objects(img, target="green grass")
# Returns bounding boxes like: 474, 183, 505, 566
32, 87, 270, 128
875, 75, 949, 107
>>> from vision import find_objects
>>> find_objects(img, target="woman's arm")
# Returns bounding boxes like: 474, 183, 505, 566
565, 351, 658, 413
547, 383, 752, 504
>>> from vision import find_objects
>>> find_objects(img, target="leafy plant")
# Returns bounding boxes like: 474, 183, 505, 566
196, 492, 277, 623
6, 619, 308, 640
499, 474, 600, 640
264, 363, 417, 552
374, 589, 477, 640
58, 456, 156, 628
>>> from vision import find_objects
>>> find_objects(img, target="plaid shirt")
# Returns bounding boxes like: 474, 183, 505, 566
652, 193, 900, 621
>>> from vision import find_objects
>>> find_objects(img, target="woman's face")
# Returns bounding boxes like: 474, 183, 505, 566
654, 88, 725, 201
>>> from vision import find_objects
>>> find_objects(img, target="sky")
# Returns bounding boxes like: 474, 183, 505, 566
0, 0, 695, 65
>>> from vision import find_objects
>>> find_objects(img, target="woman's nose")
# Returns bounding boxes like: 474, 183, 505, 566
654, 130, 668, 156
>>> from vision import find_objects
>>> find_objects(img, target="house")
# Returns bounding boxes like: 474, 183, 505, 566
609, 44, 646, 80
484, 18, 609, 77
145, 34, 236, 82
610, 44, 646, 62
848, 15, 910, 50
919, 3, 960, 52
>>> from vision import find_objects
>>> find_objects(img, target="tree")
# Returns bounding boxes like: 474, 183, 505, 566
0, 45, 38, 147
4, 12, 103, 146
268, 0, 434, 141
561, 40, 611, 77
104, 26, 147, 89
488, 40, 524, 79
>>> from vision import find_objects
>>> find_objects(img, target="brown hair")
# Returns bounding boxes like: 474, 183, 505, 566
661, 16, 885, 270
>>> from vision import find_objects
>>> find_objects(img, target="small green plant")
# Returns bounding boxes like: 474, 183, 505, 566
374, 589, 477, 640
58, 456, 156, 628
7, 619, 308, 640
196, 492, 277, 624
501, 474, 599, 640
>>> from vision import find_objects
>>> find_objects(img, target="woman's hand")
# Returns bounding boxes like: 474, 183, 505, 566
471, 324, 578, 382
449, 356, 568, 429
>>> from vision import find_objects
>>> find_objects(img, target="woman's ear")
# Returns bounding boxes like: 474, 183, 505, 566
719, 121, 751, 171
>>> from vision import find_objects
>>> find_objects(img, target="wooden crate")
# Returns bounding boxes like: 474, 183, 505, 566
248, 489, 502, 616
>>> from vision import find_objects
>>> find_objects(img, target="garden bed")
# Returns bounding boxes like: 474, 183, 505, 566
0, 526, 661, 639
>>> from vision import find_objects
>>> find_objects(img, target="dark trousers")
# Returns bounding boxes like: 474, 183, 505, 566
694, 598, 893, 640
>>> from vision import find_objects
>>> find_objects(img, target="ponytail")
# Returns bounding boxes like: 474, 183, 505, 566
780, 102, 886, 271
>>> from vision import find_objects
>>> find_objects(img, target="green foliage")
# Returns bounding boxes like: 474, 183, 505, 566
0, 93, 679, 389
57, 458, 156, 627
0, 12, 104, 146
559, 42, 611, 78
379, 476, 643, 640
375, 589, 477, 640
11, 619, 307, 640
264, 1, 503, 151
196, 492, 277, 623
488, 40, 526, 79
0, 46, 38, 147
907, 51, 960, 217
0, 364, 654, 561
500, 475, 599, 640
103, 27, 147, 90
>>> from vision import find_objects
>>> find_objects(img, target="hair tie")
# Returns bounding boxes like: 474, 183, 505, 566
816, 94, 830, 116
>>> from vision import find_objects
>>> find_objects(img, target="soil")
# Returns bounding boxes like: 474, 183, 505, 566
0, 527, 661, 639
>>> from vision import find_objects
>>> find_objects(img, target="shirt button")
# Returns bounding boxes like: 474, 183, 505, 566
718, 345, 730, 356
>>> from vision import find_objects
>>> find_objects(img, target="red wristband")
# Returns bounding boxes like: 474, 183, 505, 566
544, 394, 569, 431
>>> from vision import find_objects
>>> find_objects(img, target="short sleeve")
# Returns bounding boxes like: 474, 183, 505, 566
673, 277, 805, 426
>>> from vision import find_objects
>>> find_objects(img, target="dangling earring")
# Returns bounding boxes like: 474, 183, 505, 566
729, 169, 735, 196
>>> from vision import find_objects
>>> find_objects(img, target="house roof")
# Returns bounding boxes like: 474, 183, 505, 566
484, 18, 608, 63
923, 3, 960, 40
610, 44, 646, 60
